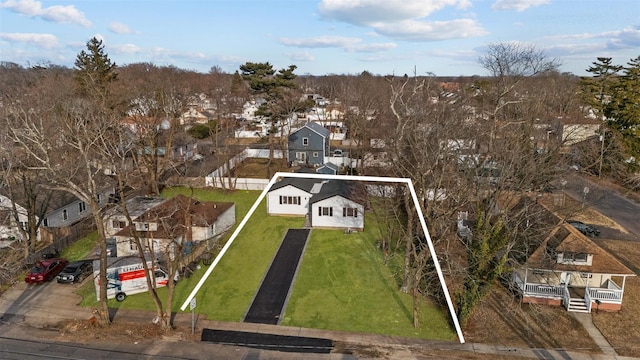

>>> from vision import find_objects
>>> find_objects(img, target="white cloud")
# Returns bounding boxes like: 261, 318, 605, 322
0, 0, 92, 27
374, 18, 487, 41
543, 26, 640, 52
0, 32, 59, 48
280, 35, 396, 52
286, 51, 316, 62
349, 42, 397, 52
281, 35, 362, 48
318, 0, 471, 25
109, 22, 134, 35
112, 43, 141, 54
317, 0, 484, 42
491, 0, 550, 12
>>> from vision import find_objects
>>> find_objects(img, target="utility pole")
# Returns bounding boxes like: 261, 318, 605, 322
598, 127, 605, 178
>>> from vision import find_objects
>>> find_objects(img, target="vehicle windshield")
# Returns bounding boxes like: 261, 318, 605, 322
30, 265, 46, 273
64, 264, 80, 272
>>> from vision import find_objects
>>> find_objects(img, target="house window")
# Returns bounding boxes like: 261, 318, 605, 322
562, 252, 588, 264
129, 240, 138, 251
43, 218, 48, 227
20, 221, 28, 230
62, 209, 68, 221
112, 220, 126, 229
79, 201, 86, 213
318, 206, 333, 216
279, 196, 300, 205
343, 207, 358, 217
302, 137, 309, 146
312, 152, 319, 158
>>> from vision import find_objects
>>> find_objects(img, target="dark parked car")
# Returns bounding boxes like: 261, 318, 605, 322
96, 237, 117, 257
567, 220, 600, 237
57, 260, 93, 284
25, 258, 68, 283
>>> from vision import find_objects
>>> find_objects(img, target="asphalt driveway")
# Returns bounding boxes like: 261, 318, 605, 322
243, 228, 310, 325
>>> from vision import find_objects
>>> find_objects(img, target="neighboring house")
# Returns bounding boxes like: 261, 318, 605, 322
288, 122, 330, 166
317, 162, 338, 175
103, 196, 167, 237
512, 223, 635, 313
561, 120, 600, 146
41, 187, 116, 229
113, 195, 235, 258
267, 177, 364, 230
179, 108, 209, 125
155, 132, 199, 162
0, 194, 33, 247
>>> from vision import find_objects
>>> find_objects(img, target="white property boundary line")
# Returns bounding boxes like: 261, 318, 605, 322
180, 172, 465, 344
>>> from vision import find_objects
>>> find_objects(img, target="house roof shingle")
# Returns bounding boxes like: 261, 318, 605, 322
115, 195, 233, 240
525, 224, 635, 276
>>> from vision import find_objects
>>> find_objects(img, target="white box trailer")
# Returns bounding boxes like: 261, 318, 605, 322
93, 256, 169, 302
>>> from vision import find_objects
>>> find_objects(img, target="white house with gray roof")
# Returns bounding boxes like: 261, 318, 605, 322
267, 177, 364, 230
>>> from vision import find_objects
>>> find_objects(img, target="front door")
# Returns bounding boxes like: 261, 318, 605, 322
296, 152, 306, 163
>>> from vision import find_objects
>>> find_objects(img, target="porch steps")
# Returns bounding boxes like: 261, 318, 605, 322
567, 298, 589, 313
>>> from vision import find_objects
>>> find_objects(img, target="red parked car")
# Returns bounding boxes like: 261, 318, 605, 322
25, 258, 69, 284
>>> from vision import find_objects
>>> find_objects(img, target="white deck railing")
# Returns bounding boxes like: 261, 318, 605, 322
588, 288, 623, 302
520, 281, 623, 303
523, 283, 565, 297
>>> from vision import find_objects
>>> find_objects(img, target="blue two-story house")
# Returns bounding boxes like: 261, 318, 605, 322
288, 122, 330, 167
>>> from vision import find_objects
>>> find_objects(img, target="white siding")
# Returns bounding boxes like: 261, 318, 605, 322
104, 214, 129, 237
267, 186, 311, 216
206, 204, 236, 238
311, 196, 364, 230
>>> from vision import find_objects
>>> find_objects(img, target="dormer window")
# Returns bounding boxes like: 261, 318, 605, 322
565, 252, 587, 262
558, 251, 592, 265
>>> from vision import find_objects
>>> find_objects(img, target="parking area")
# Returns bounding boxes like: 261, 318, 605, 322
0, 277, 92, 327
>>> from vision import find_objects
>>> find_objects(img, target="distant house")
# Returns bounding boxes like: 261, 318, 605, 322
267, 177, 364, 230
288, 122, 330, 167
317, 162, 338, 175
512, 223, 635, 312
0, 194, 33, 248
113, 195, 235, 258
180, 108, 209, 125
40, 186, 116, 229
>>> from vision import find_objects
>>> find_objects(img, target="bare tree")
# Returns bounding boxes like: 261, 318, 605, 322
5, 69, 122, 324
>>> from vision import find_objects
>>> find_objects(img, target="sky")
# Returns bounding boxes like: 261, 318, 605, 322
0, 0, 638, 77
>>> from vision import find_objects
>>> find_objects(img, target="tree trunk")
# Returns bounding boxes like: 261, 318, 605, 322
91, 205, 111, 325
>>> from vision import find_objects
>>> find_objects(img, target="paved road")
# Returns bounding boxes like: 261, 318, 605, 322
562, 174, 640, 239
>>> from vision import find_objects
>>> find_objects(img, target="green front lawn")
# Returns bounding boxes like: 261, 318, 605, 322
75, 187, 456, 340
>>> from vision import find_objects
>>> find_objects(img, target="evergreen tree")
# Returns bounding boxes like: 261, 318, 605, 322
611, 56, 640, 170
580, 57, 622, 120
239, 62, 305, 176
74, 37, 117, 99
579, 57, 623, 177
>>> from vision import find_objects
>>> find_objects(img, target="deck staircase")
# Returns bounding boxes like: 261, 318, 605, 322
567, 297, 590, 313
